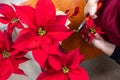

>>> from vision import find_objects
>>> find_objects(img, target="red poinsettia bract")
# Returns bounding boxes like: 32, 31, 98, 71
0, 4, 23, 34
32, 43, 61, 68
0, 31, 28, 80
80, 16, 103, 42
11, 0, 73, 70
37, 48, 89, 80
13, 0, 73, 51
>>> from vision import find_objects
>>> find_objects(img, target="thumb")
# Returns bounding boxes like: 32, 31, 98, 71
94, 33, 104, 40
89, 3, 97, 19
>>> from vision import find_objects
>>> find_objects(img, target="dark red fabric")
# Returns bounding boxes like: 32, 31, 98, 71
96, 0, 120, 47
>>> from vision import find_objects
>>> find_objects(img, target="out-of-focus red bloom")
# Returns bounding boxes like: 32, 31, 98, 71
0, 4, 24, 34
70, 7, 79, 17
0, 31, 28, 80
65, 7, 79, 17
13, 0, 73, 51
80, 16, 104, 42
37, 48, 89, 80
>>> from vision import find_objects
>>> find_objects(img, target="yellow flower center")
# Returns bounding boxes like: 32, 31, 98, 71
89, 27, 96, 34
62, 66, 70, 74
2, 50, 10, 58
11, 18, 19, 23
38, 28, 46, 36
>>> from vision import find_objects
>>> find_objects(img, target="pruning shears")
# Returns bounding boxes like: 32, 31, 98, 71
76, 2, 102, 32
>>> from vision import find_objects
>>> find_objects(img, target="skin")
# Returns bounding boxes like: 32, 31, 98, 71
84, 0, 116, 56
92, 34, 116, 56
84, 0, 98, 19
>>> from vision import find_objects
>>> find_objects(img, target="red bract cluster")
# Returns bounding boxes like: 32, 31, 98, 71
0, 4, 24, 34
80, 16, 104, 42
37, 48, 89, 80
13, 0, 73, 68
0, 31, 28, 80
0, 0, 89, 80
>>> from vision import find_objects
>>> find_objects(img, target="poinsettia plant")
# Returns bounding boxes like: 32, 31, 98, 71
37, 48, 89, 80
0, 0, 91, 80
13, 0, 73, 69
0, 4, 24, 34
0, 31, 28, 80
80, 16, 104, 42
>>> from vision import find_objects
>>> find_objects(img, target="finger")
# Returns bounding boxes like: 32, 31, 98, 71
91, 15, 98, 19
94, 33, 104, 40
89, 4, 97, 16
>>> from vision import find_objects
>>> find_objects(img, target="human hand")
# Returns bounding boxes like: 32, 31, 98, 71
84, 0, 99, 19
92, 33, 105, 50
92, 34, 116, 56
